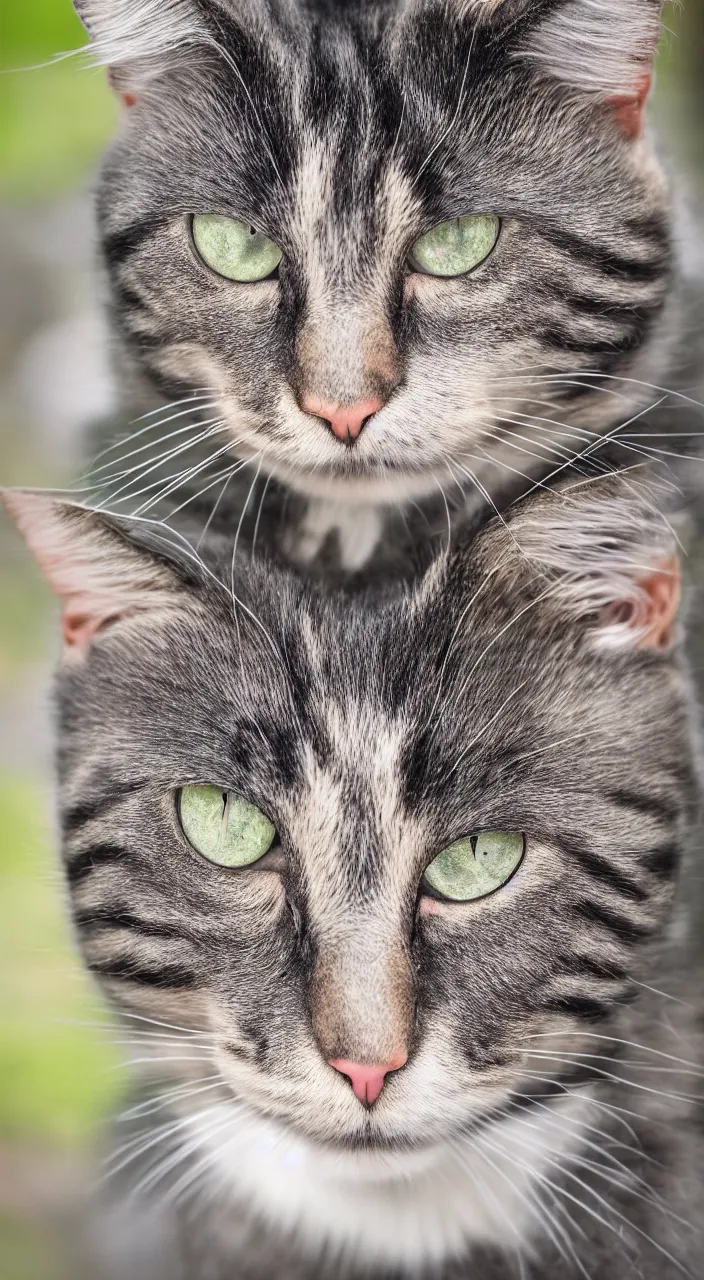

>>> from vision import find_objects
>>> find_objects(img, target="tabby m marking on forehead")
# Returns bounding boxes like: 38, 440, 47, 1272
75, 0, 674, 519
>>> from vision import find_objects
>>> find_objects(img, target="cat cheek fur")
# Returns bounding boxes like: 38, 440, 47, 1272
5, 474, 699, 1269
77, 0, 674, 502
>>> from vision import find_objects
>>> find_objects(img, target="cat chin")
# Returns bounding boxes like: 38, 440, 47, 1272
198, 1092, 595, 1268
198, 1098, 451, 1186
261, 454, 453, 504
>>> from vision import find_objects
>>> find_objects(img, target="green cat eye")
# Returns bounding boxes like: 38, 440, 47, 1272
192, 214, 283, 282
178, 786, 276, 867
409, 215, 500, 278
423, 831, 524, 901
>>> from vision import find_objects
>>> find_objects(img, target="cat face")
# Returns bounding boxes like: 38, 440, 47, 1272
77, 0, 671, 501
5, 481, 694, 1175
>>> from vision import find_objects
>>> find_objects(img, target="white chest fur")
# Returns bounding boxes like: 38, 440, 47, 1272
289, 498, 383, 571
198, 1093, 593, 1271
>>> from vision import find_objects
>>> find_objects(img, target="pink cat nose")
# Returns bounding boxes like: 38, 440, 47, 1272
301, 396, 383, 443
329, 1053, 408, 1106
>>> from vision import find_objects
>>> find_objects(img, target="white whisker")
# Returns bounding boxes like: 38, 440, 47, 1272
81, 404, 219, 482
416, 27, 476, 180
447, 681, 528, 777
523, 1031, 704, 1072
93, 422, 228, 509
250, 472, 273, 558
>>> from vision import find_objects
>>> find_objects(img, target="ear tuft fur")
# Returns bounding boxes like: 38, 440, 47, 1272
2, 490, 184, 652
520, 0, 662, 101
73, 0, 209, 84
482, 478, 682, 652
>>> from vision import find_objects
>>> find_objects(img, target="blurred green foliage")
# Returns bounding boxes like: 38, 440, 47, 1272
0, 0, 117, 200
3, 0, 86, 58
0, 9, 120, 1239
0, 778, 119, 1144
0, 549, 120, 1159
0, 572, 51, 682
0, 1215, 56, 1280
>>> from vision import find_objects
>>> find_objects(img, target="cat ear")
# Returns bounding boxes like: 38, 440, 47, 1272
481, 479, 682, 653
519, 0, 662, 140
600, 556, 681, 652
468, 0, 660, 139
73, 1, 208, 105
2, 491, 190, 652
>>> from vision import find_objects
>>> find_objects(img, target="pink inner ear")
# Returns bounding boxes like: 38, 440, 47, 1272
608, 74, 652, 141
107, 68, 138, 108
62, 611, 116, 650
598, 557, 681, 652
636, 557, 681, 653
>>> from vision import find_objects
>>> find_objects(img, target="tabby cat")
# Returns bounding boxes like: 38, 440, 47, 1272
71, 0, 703, 570
4, 477, 703, 1278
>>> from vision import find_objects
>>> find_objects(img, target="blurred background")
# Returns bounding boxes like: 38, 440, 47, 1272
0, 3, 703, 1277
1, 7, 119, 1278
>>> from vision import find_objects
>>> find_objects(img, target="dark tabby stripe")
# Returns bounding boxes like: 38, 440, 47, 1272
87, 956, 196, 989
539, 226, 668, 283
101, 217, 165, 269
62, 782, 145, 835
543, 993, 611, 1022
607, 788, 679, 827
474, 1073, 601, 1131
541, 323, 652, 360
75, 906, 183, 941
572, 898, 653, 945
563, 840, 649, 902
65, 842, 127, 887
641, 843, 681, 879
113, 281, 153, 316
558, 952, 628, 984
511, 1063, 607, 1109
563, 292, 654, 322
624, 214, 671, 244
558, 299, 662, 358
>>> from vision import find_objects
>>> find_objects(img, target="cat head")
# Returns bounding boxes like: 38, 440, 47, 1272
74, 0, 672, 502
4, 478, 695, 1227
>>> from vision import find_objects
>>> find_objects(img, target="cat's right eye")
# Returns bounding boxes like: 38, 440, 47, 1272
191, 214, 283, 282
178, 786, 276, 867
423, 831, 525, 901
408, 215, 500, 277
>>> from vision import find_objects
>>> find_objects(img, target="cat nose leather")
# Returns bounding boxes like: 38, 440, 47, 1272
329, 1053, 408, 1105
301, 396, 384, 443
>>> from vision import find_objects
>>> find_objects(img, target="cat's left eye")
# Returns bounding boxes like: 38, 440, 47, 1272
423, 831, 524, 902
408, 215, 500, 277
178, 785, 276, 867
192, 214, 283, 282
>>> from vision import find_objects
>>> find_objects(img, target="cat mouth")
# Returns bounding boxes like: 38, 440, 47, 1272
264, 446, 454, 501
219, 1078, 497, 1161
